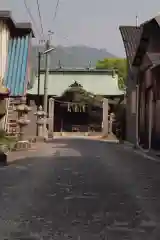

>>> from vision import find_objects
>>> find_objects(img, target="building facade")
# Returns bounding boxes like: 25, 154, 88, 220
119, 26, 142, 144
0, 11, 34, 96
28, 68, 123, 97
120, 15, 160, 150
0, 11, 34, 132
27, 68, 124, 134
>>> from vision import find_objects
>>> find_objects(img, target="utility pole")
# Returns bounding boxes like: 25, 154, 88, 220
43, 39, 50, 113
136, 14, 138, 27
43, 31, 54, 139
37, 51, 41, 109
36, 51, 41, 136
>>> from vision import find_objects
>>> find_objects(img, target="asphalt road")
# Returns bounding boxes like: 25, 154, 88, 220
0, 138, 160, 239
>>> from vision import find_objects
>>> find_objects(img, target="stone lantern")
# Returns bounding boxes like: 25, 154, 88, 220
34, 105, 47, 140
109, 112, 115, 134
15, 97, 31, 141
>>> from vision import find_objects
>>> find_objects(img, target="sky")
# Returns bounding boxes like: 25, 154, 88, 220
1, 0, 160, 57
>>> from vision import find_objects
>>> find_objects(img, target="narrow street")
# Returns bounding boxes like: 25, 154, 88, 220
0, 138, 160, 239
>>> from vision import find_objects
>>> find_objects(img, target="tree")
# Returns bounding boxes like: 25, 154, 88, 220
96, 58, 127, 90
61, 81, 103, 107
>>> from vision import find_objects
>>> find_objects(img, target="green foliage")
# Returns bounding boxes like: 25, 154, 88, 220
0, 99, 6, 118
0, 129, 16, 152
96, 58, 127, 90
61, 82, 103, 107
0, 129, 6, 138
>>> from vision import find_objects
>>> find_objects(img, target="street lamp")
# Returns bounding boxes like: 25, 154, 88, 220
36, 46, 55, 137
37, 47, 55, 103
43, 47, 55, 55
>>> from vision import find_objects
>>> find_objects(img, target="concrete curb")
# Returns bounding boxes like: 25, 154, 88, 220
122, 141, 160, 162
53, 135, 118, 142
134, 150, 160, 162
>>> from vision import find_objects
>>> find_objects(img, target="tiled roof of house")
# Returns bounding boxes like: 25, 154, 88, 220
133, 14, 160, 66
40, 68, 117, 74
119, 26, 142, 70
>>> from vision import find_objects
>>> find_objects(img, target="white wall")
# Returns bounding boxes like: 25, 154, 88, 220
28, 72, 124, 96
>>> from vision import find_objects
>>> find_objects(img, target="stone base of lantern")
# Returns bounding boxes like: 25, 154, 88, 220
14, 140, 32, 151
48, 131, 54, 138
35, 136, 47, 142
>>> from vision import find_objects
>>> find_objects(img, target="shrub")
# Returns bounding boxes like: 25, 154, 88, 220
0, 129, 6, 138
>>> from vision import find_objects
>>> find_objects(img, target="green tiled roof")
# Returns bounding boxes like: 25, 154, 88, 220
27, 70, 124, 96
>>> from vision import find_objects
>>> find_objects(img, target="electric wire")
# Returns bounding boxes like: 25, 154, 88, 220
53, 0, 60, 24
23, 0, 42, 38
36, 0, 44, 38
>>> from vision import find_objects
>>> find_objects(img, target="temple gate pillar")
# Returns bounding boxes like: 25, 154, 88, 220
48, 98, 55, 137
102, 98, 109, 136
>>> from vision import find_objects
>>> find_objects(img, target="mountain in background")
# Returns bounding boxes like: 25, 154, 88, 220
31, 45, 116, 71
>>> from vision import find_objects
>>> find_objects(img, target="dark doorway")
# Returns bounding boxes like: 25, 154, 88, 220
53, 82, 103, 132
54, 101, 102, 132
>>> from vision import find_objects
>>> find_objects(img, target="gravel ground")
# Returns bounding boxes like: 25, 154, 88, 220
0, 138, 160, 239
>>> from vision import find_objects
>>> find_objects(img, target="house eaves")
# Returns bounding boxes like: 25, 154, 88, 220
39, 68, 117, 75
133, 15, 160, 67
0, 10, 34, 37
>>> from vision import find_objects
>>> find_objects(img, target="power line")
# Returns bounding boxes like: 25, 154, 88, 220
23, 0, 42, 38
36, 0, 44, 37
52, 0, 60, 24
